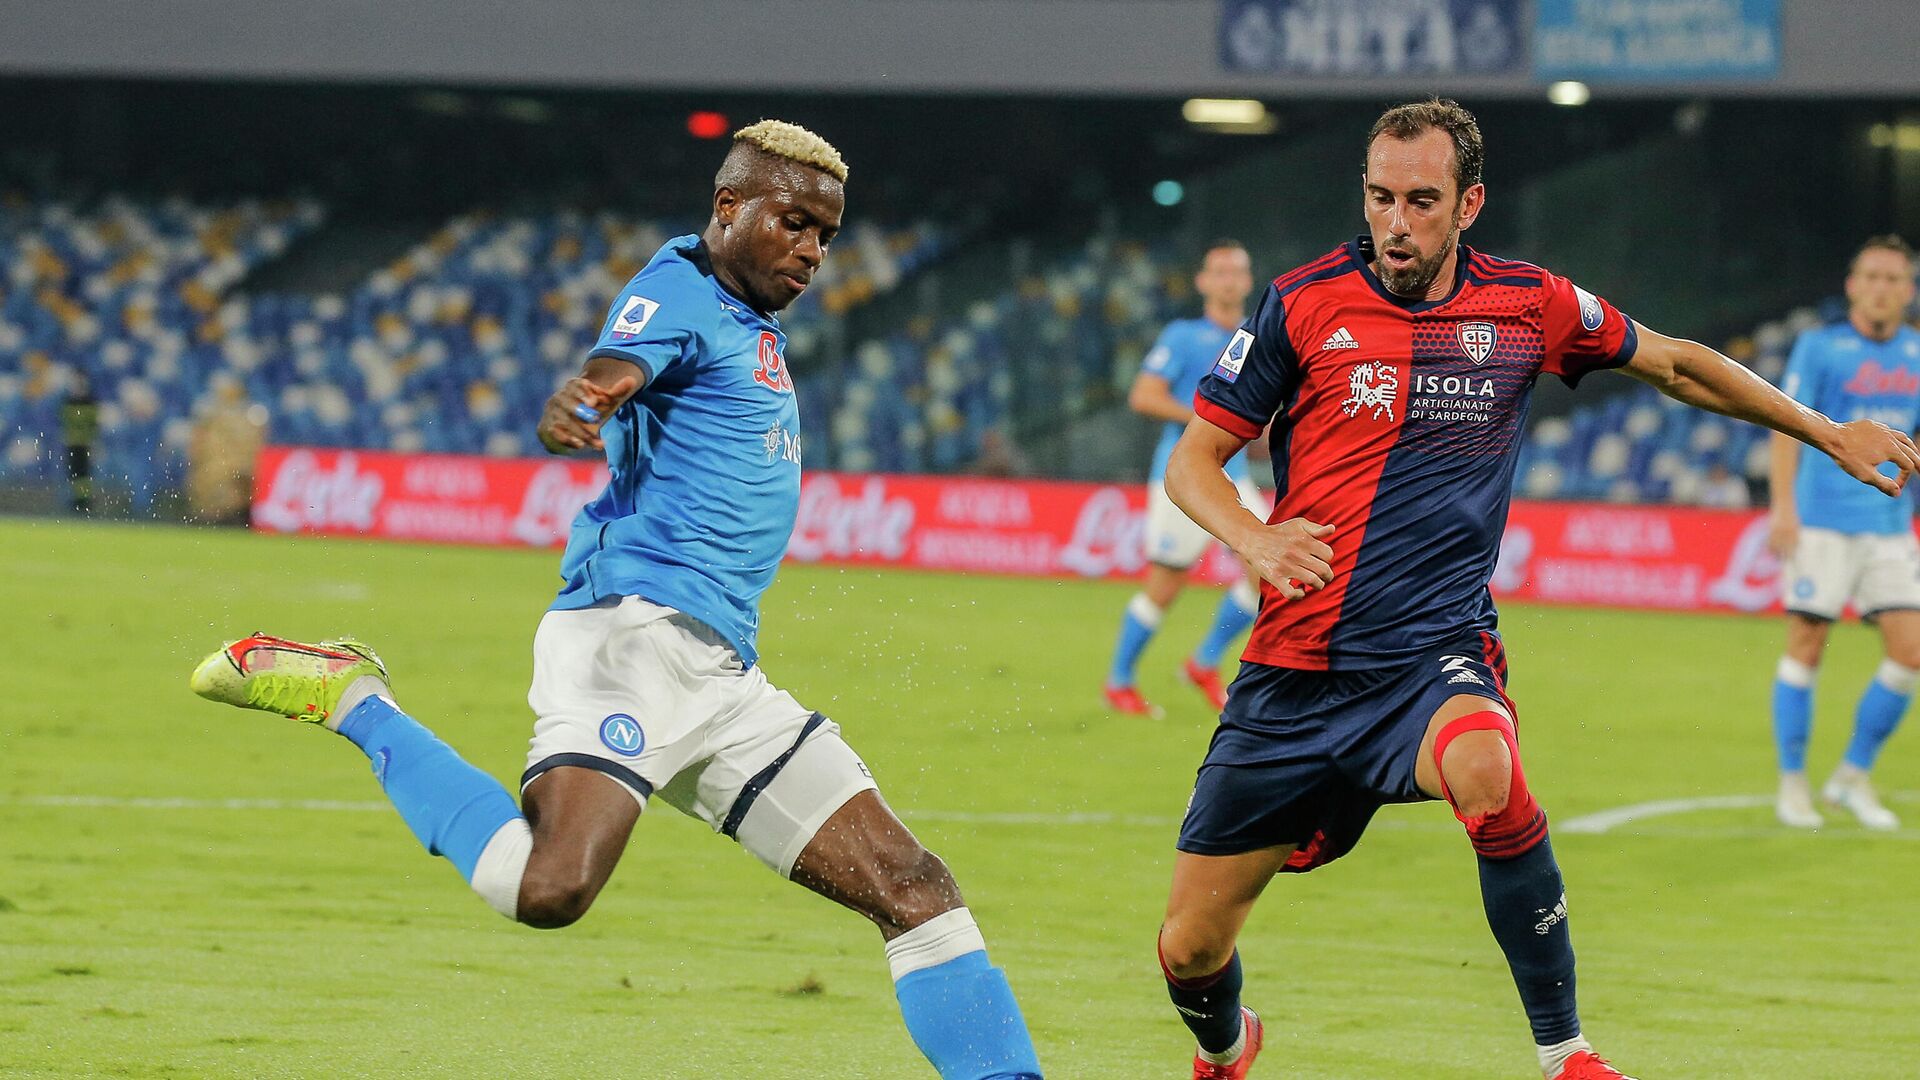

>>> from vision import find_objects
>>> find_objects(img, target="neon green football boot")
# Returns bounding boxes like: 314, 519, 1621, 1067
190, 633, 389, 727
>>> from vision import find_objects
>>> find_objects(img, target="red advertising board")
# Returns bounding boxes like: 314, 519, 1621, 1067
251, 446, 1808, 612
787, 471, 1243, 583
252, 446, 608, 549
249, 446, 1243, 583
1494, 501, 1784, 614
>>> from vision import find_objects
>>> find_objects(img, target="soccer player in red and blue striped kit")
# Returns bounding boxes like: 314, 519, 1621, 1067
1152, 99, 1920, 1080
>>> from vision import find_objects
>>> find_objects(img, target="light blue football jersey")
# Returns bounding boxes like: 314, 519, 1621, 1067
553, 235, 801, 665
1143, 317, 1252, 484
1782, 321, 1920, 535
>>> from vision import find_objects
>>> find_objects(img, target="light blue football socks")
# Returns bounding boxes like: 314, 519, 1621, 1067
1194, 581, 1259, 669
1774, 654, 1913, 772
887, 909, 1042, 1079
335, 698, 1046, 1075
1772, 656, 1816, 772
335, 695, 525, 883
1108, 593, 1163, 688
1845, 658, 1915, 770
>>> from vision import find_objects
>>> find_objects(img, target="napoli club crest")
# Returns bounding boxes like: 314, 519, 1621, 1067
1458, 321, 1497, 365
599, 713, 646, 757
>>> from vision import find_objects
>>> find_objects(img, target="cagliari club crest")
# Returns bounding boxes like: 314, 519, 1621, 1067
1458, 321, 1497, 365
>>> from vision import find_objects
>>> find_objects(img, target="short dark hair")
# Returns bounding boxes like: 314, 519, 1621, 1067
1367, 98, 1485, 196
1201, 238, 1246, 264
1854, 234, 1915, 270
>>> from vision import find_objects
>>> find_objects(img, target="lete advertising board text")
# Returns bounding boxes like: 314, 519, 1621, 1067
254, 446, 1823, 613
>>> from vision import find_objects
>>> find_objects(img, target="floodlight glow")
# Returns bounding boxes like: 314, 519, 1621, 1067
1152, 180, 1185, 207
1548, 81, 1591, 107
1183, 99, 1269, 127
1868, 123, 1920, 151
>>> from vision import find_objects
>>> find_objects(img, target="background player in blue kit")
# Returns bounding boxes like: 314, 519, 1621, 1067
1105, 240, 1270, 716
1767, 235, 1920, 831
188, 121, 1042, 1080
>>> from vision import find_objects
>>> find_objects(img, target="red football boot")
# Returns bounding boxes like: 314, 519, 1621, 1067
1553, 1050, 1637, 1079
1182, 657, 1230, 710
1104, 684, 1162, 717
1191, 1008, 1263, 1079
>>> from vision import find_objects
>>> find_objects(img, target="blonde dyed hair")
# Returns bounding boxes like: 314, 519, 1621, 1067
732, 119, 848, 183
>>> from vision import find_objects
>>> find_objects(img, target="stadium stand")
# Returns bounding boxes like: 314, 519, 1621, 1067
238, 210, 949, 461
0, 196, 324, 509
1514, 309, 1813, 506
0, 202, 947, 509
828, 234, 1186, 474
4, 188, 1912, 511
1518, 291, 1920, 506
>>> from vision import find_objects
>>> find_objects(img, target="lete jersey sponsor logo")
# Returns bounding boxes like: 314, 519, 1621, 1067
1842, 360, 1920, 397
753, 331, 794, 393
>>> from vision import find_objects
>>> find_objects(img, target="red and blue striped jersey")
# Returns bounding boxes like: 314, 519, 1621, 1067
1195, 238, 1637, 671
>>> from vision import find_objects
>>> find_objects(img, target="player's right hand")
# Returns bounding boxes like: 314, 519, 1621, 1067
1823, 417, 1920, 498
538, 374, 638, 453
1767, 512, 1799, 559
1238, 517, 1337, 600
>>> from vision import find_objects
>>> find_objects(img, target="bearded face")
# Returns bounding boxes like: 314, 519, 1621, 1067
1374, 223, 1459, 299
1362, 127, 1484, 302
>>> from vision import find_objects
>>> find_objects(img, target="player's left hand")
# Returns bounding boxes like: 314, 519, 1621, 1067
538, 374, 638, 453
1824, 418, 1920, 497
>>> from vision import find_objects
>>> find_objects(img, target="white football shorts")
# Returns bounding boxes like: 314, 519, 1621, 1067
1782, 526, 1920, 621
524, 596, 877, 877
1144, 475, 1268, 570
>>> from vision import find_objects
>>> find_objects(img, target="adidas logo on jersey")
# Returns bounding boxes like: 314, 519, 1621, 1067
1321, 326, 1359, 351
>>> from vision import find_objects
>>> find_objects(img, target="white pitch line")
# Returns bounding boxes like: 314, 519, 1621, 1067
1558, 791, 1918, 835
1557, 794, 1773, 834
0, 793, 1179, 826
4, 794, 391, 813
909, 809, 1179, 828
5, 792, 1914, 838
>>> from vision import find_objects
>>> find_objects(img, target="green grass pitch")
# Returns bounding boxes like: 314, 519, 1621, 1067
1, 519, 1915, 1078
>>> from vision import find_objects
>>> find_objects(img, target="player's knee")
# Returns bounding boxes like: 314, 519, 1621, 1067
1441, 732, 1512, 819
1157, 925, 1232, 981
1436, 717, 1549, 858
1883, 645, 1920, 674
515, 866, 598, 929
857, 841, 963, 933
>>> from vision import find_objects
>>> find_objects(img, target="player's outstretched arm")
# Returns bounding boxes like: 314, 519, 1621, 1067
1623, 323, 1920, 497
536, 356, 645, 453
1128, 372, 1194, 424
1166, 417, 1334, 600
1766, 431, 1802, 556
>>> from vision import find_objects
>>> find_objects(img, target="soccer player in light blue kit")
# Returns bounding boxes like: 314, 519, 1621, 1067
1104, 241, 1270, 717
1768, 235, 1920, 831
190, 121, 1043, 1079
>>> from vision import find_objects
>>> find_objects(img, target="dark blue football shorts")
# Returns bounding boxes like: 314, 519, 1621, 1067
1177, 633, 1511, 871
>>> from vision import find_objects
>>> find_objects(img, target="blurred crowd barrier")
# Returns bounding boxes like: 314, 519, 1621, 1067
251, 444, 1915, 616
250, 445, 1245, 584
